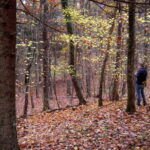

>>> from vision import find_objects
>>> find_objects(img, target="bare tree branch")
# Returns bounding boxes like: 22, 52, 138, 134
114, 0, 150, 5
18, 0, 65, 33
89, 0, 150, 13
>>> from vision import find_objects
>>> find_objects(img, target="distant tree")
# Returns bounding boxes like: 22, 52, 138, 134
0, 0, 20, 149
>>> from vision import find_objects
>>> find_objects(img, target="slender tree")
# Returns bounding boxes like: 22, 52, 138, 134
24, 46, 33, 117
61, 0, 86, 105
143, 2, 149, 66
42, 0, 50, 111
98, 7, 117, 106
111, 3, 122, 101
0, 0, 20, 149
126, 0, 136, 113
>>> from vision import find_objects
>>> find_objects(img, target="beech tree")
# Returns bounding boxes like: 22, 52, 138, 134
0, 0, 20, 149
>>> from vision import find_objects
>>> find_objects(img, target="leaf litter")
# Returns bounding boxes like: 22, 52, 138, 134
17, 101, 150, 150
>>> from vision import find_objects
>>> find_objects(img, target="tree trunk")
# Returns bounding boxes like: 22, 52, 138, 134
24, 72, 30, 117
35, 27, 40, 98
42, 0, 50, 111
24, 47, 30, 117
121, 80, 126, 97
48, 52, 53, 99
143, 5, 148, 66
67, 79, 72, 96
0, 0, 20, 149
31, 96, 35, 108
23, 46, 35, 117
111, 3, 122, 101
126, 0, 136, 113
98, 53, 109, 106
61, 0, 86, 105
98, 8, 117, 106
30, 90, 35, 109
86, 65, 91, 98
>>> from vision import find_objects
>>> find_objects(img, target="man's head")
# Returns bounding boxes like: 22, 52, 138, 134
139, 63, 146, 69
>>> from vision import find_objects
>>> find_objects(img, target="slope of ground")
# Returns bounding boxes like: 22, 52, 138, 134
17, 101, 150, 150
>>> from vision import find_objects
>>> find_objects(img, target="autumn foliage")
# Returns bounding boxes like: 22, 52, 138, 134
18, 101, 150, 149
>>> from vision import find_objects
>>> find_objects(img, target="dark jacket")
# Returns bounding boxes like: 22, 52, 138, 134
136, 68, 147, 85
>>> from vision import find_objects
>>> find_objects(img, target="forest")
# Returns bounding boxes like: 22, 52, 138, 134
0, 0, 150, 149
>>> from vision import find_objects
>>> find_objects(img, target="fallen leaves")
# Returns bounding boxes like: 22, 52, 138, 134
17, 101, 150, 150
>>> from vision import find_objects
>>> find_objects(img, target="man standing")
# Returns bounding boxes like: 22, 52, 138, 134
135, 63, 148, 106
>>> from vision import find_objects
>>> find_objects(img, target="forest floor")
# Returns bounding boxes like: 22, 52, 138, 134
17, 100, 150, 150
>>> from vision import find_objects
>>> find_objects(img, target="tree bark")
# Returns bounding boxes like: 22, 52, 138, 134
23, 45, 36, 117
53, 48, 60, 108
111, 3, 122, 101
143, 4, 148, 66
98, 53, 109, 106
61, 0, 86, 105
24, 47, 31, 117
86, 65, 91, 98
126, 0, 136, 113
98, 8, 117, 106
42, 0, 50, 111
0, 0, 20, 149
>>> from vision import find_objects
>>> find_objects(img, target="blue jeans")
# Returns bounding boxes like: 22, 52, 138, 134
136, 84, 146, 106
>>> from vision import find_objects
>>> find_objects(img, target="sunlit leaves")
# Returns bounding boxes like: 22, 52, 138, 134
61, 7, 115, 52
